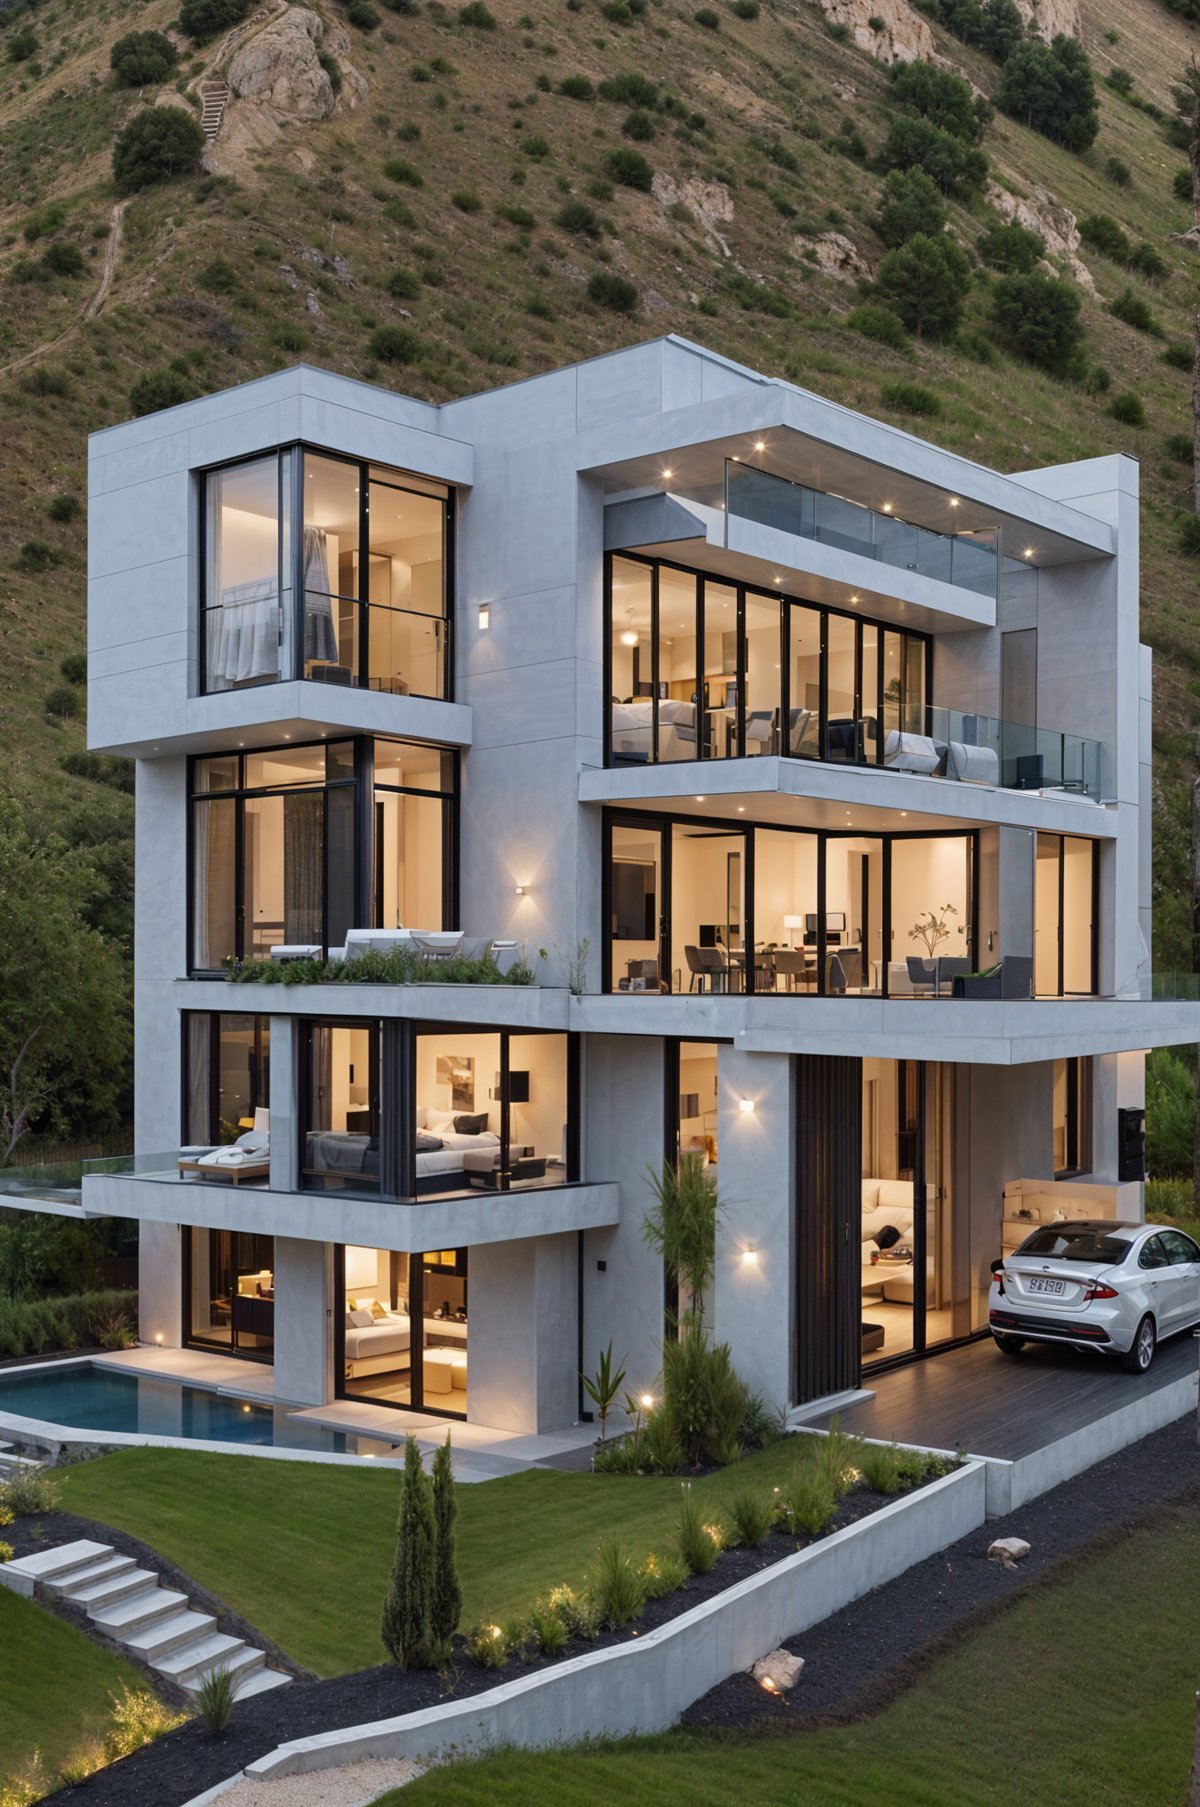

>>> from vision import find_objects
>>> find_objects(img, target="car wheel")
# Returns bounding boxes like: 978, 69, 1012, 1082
993, 1333, 1025, 1356
1121, 1314, 1156, 1374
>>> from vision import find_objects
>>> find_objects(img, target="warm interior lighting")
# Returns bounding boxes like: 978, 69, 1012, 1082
620, 607, 639, 647
739, 1098, 755, 1114
478, 603, 490, 630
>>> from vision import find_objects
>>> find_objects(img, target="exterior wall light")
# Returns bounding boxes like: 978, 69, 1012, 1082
515, 884, 527, 896
754, 440, 766, 452
949, 497, 960, 509
739, 1098, 755, 1114
155, 1333, 163, 1344
881, 503, 893, 514
478, 603, 490, 630
662, 468, 673, 481
640, 1393, 655, 1409
741, 1247, 759, 1266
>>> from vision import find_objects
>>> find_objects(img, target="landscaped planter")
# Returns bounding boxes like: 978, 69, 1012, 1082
239, 1459, 987, 1784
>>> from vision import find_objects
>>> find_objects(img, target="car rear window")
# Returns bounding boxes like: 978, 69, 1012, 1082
1018, 1228, 1130, 1263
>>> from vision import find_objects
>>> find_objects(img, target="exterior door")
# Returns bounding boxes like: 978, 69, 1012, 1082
794, 1054, 862, 1403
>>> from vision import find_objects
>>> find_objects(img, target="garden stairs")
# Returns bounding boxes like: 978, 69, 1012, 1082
0, 1539, 292, 1702
199, 82, 229, 142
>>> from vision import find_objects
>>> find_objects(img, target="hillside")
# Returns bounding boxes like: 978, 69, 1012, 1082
1, 0, 1199, 1137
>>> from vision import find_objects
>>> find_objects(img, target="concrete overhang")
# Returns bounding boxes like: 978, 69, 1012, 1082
605, 494, 996, 635
174, 978, 571, 1028
81, 1174, 619, 1246
576, 370, 1117, 567
90, 682, 472, 761
578, 756, 1118, 839
570, 995, 1200, 1064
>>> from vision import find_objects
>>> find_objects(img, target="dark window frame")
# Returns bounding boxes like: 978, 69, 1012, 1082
180, 1011, 271, 1145
299, 1018, 384, 1196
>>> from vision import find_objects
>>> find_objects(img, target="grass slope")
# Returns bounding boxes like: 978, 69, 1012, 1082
62, 1438, 804, 1675
0, 1583, 149, 1777
2, 0, 1200, 961
371, 1497, 1200, 1807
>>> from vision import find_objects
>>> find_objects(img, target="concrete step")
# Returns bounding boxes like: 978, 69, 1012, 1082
91, 1586, 187, 1634
48, 1552, 137, 1595
123, 1607, 217, 1662
182, 1643, 265, 1696
6, 1540, 113, 1585
231, 1666, 292, 1701
62, 1566, 160, 1610
154, 1630, 248, 1687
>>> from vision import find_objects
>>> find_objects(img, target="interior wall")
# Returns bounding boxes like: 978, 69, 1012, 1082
888, 838, 972, 967
416, 1032, 502, 1132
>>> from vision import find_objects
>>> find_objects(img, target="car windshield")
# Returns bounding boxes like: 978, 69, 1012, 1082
1017, 1228, 1130, 1264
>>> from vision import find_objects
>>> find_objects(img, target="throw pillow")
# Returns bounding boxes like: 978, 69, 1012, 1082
426, 1107, 457, 1131
454, 1112, 489, 1135
416, 1133, 444, 1153
876, 1224, 902, 1251
349, 1308, 373, 1328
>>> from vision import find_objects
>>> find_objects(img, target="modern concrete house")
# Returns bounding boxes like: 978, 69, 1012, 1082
81, 335, 1200, 1434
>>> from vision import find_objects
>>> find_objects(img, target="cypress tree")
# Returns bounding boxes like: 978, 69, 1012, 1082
429, 1434, 463, 1661
381, 1436, 434, 1669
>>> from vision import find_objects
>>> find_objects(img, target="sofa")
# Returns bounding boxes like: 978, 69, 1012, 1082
861, 1178, 917, 1251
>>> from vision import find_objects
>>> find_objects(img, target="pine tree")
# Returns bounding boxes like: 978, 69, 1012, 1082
380, 1437, 434, 1669
429, 1434, 463, 1661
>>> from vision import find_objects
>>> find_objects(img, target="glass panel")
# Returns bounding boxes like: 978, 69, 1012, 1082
366, 604, 445, 699
861, 1058, 917, 1364
882, 630, 903, 759
508, 1034, 569, 1186
610, 558, 654, 764
304, 452, 360, 682
874, 511, 920, 573
194, 755, 238, 793
1035, 832, 1060, 997
243, 746, 326, 791
924, 1063, 962, 1347
787, 604, 821, 758
305, 1024, 380, 1192
189, 1015, 270, 1146
860, 624, 881, 765
244, 792, 324, 957
701, 582, 738, 760
342, 1245, 411, 1406
825, 837, 881, 994
188, 1229, 274, 1356
415, 1031, 501, 1196
374, 741, 453, 793
326, 740, 356, 783
888, 837, 972, 992
678, 1042, 719, 1167
813, 489, 872, 558
367, 482, 445, 616
610, 823, 661, 992
826, 616, 858, 763
420, 1250, 468, 1413
205, 457, 281, 692
192, 796, 237, 970
1061, 836, 1094, 995
375, 791, 443, 930
743, 593, 781, 757
752, 831, 820, 993
671, 824, 744, 995
903, 635, 926, 735
326, 786, 355, 952
656, 568, 699, 763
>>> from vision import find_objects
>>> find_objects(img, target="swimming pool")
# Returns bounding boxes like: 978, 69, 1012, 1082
0, 1364, 398, 1457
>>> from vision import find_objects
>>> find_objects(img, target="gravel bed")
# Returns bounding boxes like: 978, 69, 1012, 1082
213, 1757, 423, 1806
681, 1413, 1200, 1734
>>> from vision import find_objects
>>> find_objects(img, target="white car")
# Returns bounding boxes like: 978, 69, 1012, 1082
989, 1220, 1200, 1373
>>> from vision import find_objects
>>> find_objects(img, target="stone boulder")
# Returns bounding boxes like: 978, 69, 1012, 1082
750, 1648, 805, 1691
988, 1535, 1031, 1566
986, 177, 1094, 292
226, 7, 366, 121
652, 172, 734, 258
802, 0, 936, 65
795, 230, 870, 283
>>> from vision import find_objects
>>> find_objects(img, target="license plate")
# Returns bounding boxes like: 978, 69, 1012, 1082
1027, 1277, 1066, 1296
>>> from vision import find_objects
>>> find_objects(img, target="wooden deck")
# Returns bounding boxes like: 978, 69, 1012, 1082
801, 1331, 1198, 1461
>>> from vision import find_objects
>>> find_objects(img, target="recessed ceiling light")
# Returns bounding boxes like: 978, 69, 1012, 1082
737, 805, 745, 812
882, 503, 893, 514
1024, 547, 1035, 560
732, 455, 741, 462
662, 468, 673, 480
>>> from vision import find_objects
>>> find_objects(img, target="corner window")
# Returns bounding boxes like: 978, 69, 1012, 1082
202, 447, 450, 700
184, 1014, 271, 1145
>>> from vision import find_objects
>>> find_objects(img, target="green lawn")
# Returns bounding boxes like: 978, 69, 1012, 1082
59, 1439, 808, 1677
0, 1585, 149, 1781
371, 1500, 1200, 1807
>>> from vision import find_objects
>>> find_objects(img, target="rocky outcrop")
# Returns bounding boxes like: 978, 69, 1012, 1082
801, 0, 936, 66
986, 177, 1095, 291
652, 173, 734, 258
794, 230, 870, 282
1013, 0, 1081, 43
226, 8, 366, 121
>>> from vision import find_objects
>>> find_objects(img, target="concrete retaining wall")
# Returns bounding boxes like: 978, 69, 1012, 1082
235, 1460, 987, 1783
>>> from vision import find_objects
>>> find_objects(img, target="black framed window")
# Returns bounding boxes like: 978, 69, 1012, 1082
201, 445, 452, 700
183, 1227, 275, 1360
335, 1244, 468, 1419
1034, 833, 1098, 997
605, 552, 931, 770
302, 1021, 382, 1194
1053, 1056, 1092, 1177
183, 1013, 270, 1145
189, 735, 457, 972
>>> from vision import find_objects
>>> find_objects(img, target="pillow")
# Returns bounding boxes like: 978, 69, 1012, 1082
416, 1106, 429, 1130
235, 1130, 268, 1152
348, 1308, 373, 1328
368, 1299, 387, 1320
344, 1310, 358, 1330
416, 1133, 444, 1153
351, 1296, 378, 1313
426, 1107, 457, 1132
454, 1112, 489, 1135
876, 1224, 902, 1252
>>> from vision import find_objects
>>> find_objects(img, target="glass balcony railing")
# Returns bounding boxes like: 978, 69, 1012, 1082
886, 706, 1103, 800
725, 462, 999, 599
304, 595, 448, 699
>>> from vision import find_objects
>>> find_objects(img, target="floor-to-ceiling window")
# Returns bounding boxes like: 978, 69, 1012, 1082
337, 1246, 468, 1415
412, 1028, 573, 1195
183, 1015, 270, 1146
184, 1229, 275, 1359
1053, 1056, 1092, 1176
302, 1022, 381, 1194
1035, 833, 1097, 997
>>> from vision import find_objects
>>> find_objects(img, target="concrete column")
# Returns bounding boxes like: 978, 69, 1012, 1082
269, 1016, 301, 1194
712, 1047, 793, 1415
581, 1035, 666, 1417
273, 1236, 333, 1405
467, 1232, 577, 1432
138, 1220, 183, 1348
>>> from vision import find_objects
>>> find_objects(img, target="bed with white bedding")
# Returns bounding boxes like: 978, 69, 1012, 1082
305, 1125, 501, 1195
610, 698, 696, 762
343, 1308, 469, 1378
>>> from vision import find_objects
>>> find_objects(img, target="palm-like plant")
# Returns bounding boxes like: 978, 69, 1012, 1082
580, 1341, 627, 1443
643, 1153, 720, 1328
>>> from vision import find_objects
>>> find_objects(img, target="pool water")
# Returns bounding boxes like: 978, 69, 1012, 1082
0, 1364, 395, 1456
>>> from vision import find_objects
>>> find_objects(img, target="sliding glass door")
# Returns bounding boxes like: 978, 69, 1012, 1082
1035, 834, 1097, 997
337, 1246, 468, 1416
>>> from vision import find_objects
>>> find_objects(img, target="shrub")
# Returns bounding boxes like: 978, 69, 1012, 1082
728, 1487, 774, 1546
0, 1467, 61, 1517
129, 367, 195, 416
556, 199, 601, 237
23, 366, 71, 397
59, 650, 87, 681
1145, 1175, 1196, 1218
528, 1601, 568, 1653
103, 1686, 185, 1760
734, 0, 760, 14
1105, 155, 1132, 187
1176, 515, 1200, 556
1108, 391, 1145, 427
659, 1330, 745, 1466
347, 0, 380, 25
543, 1583, 597, 1640
847, 304, 909, 350
44, 685, 78, 718
0, 1291, 137, 1361
179, 0, 251, 42
112, 109, 205, 192
369, 324, 422, 363
990, 272, 1084, 376
603, 1, 633, 20
387, 268, 421, 299
875, 168, 946, 248
496, 202, 536, 228
1078, 213, 1132, 263
1130, 241, 1168, 283
858, 1443, 904, 1495
876, 232, 971, 339
1105, 67, 1134, 95
597, 72, 660, 107
1163, 342, 1194, 371
558, 72, 594, 99
1109, 285, 1162, 336
695, 5, 721, 23
591, 1538, 647, 1628
638, 1407, 684, 1474
7, 25, 38, 59
451, 188, 481, 212
20, 541, 60, 577
1175, 167, 1193, 204
641, 1551, 688, 1597
381, 1437, 435, 1669
623, 107, 656, 141
674, 1485, 722, 1574
520, 133, 552, 159
1164, 432, 1193, 464
110, 29, 177, 86
977, 220, 1042, 273
958, 329, 996, 364
196, 1665, 236, 1734
998, 36, 1098, 151
811, 1419, 862, 1501
383, 157, 423, 186
605, 146, 653, 190
428, 1436, 462, 1662
587, 270, 638, 311
1146, 1047, 1197, 1163
878, 116, 987, 197
784, 1467, 836, 1535
468, 1622, 510, 1667
459, 0, 497, 21
881, 379, 941, 417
